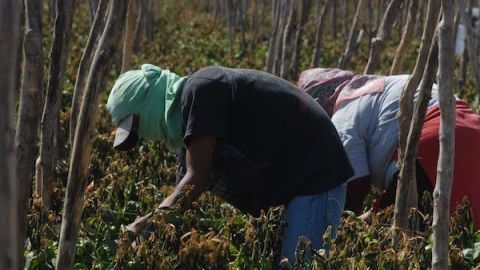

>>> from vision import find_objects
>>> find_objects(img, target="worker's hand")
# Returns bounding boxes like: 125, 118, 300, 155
125, 204, 172, 241
158, 194, 175, 209
358, 209, 372, 221
125, 211, 154, 241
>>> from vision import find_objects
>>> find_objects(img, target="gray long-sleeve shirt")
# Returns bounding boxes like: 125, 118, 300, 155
331, 75, 440, 189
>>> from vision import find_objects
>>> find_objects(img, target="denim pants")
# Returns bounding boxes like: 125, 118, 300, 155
280, 183, 347, 262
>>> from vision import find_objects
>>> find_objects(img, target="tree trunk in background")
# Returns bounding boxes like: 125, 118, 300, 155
267, 0, 280, 72
121, 0, 135, 74
15, 0, 44, 264
331, 0, 338, 38
145, 0, 155, 42
432, 1, 455, 269
364, 0, 403, 74
458, 0, 480, 108
280, 0, 297, 79
69, 0, 108, 145
343, 0, 350, 39
368, 0, 374, 38
375, 0, 382, 34
415, 0, 426, 37
88, 0, 99, 22
250, 0, 258, 51
55, 1, 127, 269
226, 0, 234, 61
47, 0, 55, 23
273, 0, 288, 75
239, 0, 247, 50
0, 1, 21, 269
338, 0, 368, 69
311, 0, 329, 68
390, 0, 418, 74
393, 0, 440, 245
132, 0, 146, 53
15, 5, 25, 98
290, 0, 311, 78
393, 35, 439, 248
36, 0, 77, 210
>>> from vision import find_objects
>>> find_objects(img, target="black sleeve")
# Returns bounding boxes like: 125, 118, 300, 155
181, 76, 231, 145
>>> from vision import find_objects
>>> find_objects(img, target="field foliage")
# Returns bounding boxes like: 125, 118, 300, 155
26, 1, 480, 269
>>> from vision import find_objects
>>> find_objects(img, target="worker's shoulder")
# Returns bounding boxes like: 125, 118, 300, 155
185, 66, 230, 89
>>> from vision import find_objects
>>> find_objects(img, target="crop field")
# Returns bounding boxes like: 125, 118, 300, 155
13, 0, 480, 269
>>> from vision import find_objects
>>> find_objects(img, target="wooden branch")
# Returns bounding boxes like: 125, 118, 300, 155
393, 34, 439, 247
331, 0, 338, 37
69, 0, 108, 145
55, 1, 127, 269
266, 0, 280, 72
272, 0, 288, 75
393, 0, 440, 246
290, 0, 311, 78
36, 0, 77, 210
280, 0, 297, 79
0, 1, 21, 269
432, 0, 455, 269
249, 0, 258, 51
364, 0, 403, 74
415, 0, 427, 36
15, 0, 44, 264
311, 0, 329, 68
132, 0, 145, 53
390, 0, 418, 74
87, 0, 99, 22
338, 0, 368, 69
121, 0, 135, 73
226, 0, 233, 61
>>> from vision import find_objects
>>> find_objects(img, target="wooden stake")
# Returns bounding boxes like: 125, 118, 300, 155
36, 0, 77, 210
390, 0, 418, 74
0, 0, 21, 268
70, 0, 108, 145
432, 0, 455, 268
393, 0, 441, 246
15, 0, 44, 264
55, 1, 127, 269
364, 0, 403, 74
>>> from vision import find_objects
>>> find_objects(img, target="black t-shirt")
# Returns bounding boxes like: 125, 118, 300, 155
177, 66, 353, 216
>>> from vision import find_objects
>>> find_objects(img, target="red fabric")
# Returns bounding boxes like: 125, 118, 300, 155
417, 100, 480, 229
345, 176, 371, 214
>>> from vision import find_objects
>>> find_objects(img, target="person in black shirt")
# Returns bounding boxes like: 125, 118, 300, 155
107, 64, 353, 261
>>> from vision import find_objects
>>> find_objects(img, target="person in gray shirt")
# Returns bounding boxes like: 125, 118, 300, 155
298, 68, 480, 229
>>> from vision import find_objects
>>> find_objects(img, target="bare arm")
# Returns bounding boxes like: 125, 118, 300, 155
159, 135, 216, 208
126, 135, 216, 237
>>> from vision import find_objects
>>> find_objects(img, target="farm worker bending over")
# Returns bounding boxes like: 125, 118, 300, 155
106, 64, 354, 261
297, 68, 480, 229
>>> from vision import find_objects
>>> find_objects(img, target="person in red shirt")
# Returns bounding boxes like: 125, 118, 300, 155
298, 67, 480, 229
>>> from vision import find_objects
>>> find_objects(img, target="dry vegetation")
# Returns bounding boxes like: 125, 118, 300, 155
22, 1, 480, 269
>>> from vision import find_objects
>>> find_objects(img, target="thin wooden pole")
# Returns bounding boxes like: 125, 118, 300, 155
55, 1, 127, 269
69, 0, 108, 145
15, 0, 44, 264
36, 0, 77, 210
390, 0, 418, 74
432, 0, 455, 269
0, 0, 21, 269
338, 0, 368, 69
364, 0, 403, 74
393, 0, 441, 246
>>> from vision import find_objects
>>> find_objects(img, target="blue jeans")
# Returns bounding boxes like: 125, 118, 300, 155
280, 183, 347, 262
